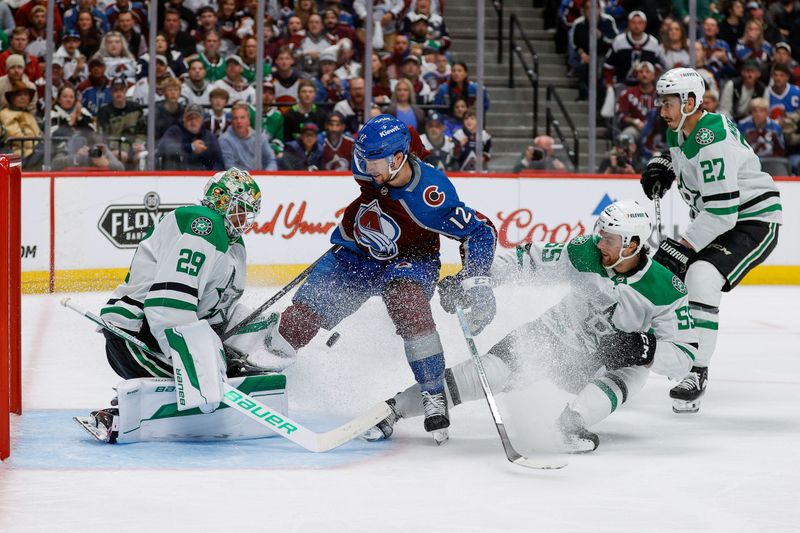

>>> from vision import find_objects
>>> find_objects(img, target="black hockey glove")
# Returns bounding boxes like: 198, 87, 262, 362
437, 275, 466, 314
437, 275, 497, 335
596, 331, 656, 370
653, 238, 695, 280
641, 153, 676, 199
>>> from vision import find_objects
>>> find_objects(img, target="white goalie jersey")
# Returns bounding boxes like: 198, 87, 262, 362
666, 111, 783, 250
491, 236, 698, 379
100, 205, 247, 351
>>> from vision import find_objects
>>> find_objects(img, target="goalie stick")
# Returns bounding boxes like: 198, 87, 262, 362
455, 306, 567, 470
61, 297, 391, 453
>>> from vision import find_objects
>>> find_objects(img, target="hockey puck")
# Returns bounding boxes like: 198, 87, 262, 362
326, 332, 341, 347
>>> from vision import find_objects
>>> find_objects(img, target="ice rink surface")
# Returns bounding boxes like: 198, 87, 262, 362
2, 285, 799, 532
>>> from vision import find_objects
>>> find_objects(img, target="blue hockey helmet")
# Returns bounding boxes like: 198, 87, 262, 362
353, 114, 411, 183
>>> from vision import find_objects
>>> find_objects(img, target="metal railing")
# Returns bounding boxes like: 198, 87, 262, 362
493, 0, 503, 64
507, 13, 539, 138
545, 85, 579, 170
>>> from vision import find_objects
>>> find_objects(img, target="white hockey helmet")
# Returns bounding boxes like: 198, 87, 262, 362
593, 200, 652, 268
655, 67, 706, 132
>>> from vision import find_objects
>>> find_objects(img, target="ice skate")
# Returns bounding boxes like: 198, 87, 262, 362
670, 366, 708, 413
421, 390, 450, 445
361, 399, 402, 442
73, 408, 119, 444
557, 405, 599, 453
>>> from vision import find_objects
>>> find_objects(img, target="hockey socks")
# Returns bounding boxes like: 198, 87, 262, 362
571, 366, 648, 427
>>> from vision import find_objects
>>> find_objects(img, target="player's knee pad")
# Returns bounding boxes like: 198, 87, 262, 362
685, 260, 724, 308
278, 302, 323, 350
383, 279, 436, 340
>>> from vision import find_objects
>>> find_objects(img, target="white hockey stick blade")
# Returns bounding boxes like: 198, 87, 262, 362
221, 383, 392, 452
61, 297, 392, 453
510, 454, 568, 470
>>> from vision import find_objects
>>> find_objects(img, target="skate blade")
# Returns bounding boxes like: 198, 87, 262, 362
672, 399, 700, 414
431, 429, 449, 446
73, 416, 112, 443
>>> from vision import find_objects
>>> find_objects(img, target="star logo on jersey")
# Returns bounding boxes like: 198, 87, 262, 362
191, 217, 213, 236
672, 275, 687, 294
354, 199, 402, 260
572, 234, 590, 245
423, 185, 446, 207
695, 128, 715, 145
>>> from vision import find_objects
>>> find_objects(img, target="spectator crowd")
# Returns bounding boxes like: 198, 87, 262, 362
559, 0, 800, 175
0, 0, 495, 172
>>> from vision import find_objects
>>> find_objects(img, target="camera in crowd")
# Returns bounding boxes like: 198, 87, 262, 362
614, 134, 633, 169
89, 144, 104, 158
530, 146, 547, 162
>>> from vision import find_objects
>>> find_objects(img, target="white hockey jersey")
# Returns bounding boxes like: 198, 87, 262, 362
667, 111, 783, 250
101, 205, 247, 354
491, 236, 697, 380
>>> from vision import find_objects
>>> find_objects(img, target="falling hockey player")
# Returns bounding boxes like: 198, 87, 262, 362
75, 168, 294, 443
255, 114, 498, 444
641, 67, 782, 413
363, 201, 698, 453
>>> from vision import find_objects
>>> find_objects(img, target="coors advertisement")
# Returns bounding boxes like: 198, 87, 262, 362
98, 192, 185, 249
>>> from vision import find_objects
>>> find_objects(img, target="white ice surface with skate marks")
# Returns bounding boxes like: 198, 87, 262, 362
1, 286, 799, 532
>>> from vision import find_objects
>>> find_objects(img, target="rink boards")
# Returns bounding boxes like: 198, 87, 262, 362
18, 171, 800, 292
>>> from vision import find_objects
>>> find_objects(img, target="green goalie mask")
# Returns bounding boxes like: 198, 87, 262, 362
202, 167, 262, 238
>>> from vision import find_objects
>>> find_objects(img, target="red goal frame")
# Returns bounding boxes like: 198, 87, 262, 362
1, 154, 22, 460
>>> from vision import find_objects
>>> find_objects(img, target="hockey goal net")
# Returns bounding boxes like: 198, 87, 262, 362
1, 154, 22, 460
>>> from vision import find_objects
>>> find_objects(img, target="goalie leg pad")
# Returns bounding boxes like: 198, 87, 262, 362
111, 375, 288, 443
165, 321, 226, 413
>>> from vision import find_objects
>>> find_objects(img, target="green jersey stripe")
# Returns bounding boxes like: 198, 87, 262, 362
706, 205, 739, 215
100, 306, 143, 320
592, 379, 618, 413
144, 298, 198, 311
694, 318, 719, 330
739, 203, 782, 219
675, 343, 696, 361
730, 223, 778, 281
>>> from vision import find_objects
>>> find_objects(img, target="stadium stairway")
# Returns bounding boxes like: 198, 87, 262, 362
446, 1, 608, 171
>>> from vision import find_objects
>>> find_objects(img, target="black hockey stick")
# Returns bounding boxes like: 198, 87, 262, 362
61, 297, 391, 452
455, 306, 567, 470
222, 245, 342, 341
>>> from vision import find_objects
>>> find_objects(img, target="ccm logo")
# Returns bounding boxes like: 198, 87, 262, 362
423, 185, 446, 207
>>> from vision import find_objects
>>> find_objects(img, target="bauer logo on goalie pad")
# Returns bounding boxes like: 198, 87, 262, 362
353, 199, 401, 260
190, 217, 213, 236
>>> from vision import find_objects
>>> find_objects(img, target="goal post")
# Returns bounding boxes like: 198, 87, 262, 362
1, 154, 22, 461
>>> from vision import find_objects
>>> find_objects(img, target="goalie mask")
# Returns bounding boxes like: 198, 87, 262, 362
202, 167, 261, 239
592, 200, 652, 269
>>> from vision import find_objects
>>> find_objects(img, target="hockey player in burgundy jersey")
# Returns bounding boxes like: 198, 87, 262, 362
256, 114, 498, 443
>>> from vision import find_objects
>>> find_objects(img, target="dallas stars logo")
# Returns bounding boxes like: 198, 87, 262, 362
191, 216, 213, 236
672, 275, 687, 294
695, 128, 715, 145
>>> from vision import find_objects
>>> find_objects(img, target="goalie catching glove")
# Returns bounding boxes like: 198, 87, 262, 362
653, 237, 695, 280
596, 330, 657, 370
437, 275, 496, 335
640, 153, 675, 199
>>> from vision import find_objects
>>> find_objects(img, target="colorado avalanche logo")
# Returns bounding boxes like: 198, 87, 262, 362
423, 185, 446, 207
354, 200, 402, 260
